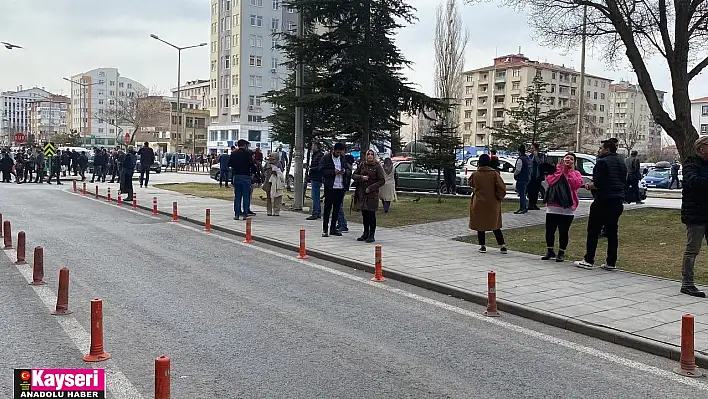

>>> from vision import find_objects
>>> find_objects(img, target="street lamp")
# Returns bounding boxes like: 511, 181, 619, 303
63, 77, 101, 143
149, 34, 207, 154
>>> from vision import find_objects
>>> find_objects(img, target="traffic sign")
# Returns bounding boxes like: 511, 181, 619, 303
43, 142, 56, 157
14, 133, 25, 143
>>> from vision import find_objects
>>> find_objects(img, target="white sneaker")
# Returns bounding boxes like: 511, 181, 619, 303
478, 246, 487, 253
601, 264, 617, 271
575, 260, 595, 270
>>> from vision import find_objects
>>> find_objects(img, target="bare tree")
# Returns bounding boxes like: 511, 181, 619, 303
470, 0, 708, 161
619, 120, 643, 153
434, 0, 469, 128
102, 95, 166, 145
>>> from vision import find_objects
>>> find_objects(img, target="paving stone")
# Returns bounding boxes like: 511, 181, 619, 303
552, 303, 604, 317
604, 316, 669, 333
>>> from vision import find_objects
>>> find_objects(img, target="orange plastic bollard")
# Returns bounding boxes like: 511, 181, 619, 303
82, 182, 87, 196
205, 209, 211, 232
107, 187, 112, 202
484, 271, 500, 317
243, 217, 253, 243
132, 194, 137, 210
116, 194, 122, 206
155, 356, 171, 399
15, 231, 27, 264
371, 245, 385, 282
83, 298, 111, 362
51, 267, 73, 316
3, 220, 12, 249
73, 180, 77, 193
171, 201, 178, 222
30, 246, 46, 286
674, 314, 703, 377
153, 197, 158, 215
297, 229, 309, 259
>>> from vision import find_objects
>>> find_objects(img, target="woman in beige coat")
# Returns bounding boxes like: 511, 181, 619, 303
468, 153, 507, 254
379, 157, 397, 214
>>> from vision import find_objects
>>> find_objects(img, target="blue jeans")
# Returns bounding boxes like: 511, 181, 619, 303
311, 181, 322, 217
232, 175, 251, 217
516, 180, 529, 211
337, 197, 348, 230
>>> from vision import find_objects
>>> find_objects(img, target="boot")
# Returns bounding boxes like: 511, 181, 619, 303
541, 248, 556, 260
680, 286, 706, 298
555, 250, 565, 262
357, 230, 369, 241
366, 226, 376, 243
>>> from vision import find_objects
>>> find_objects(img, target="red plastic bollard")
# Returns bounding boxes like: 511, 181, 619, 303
107, 187, 112, 202
153, 197, 158, 215
3, 220, 12, 249
297, 229, 309, 259
171, 202, 178, 222
243, 217, 253, 243
15, 231, 27, 264
155, 356, 171, 399
82, 182, 87, 196
484, 271, 500, 317
371, 245, 385, 282
95, 185, 99, 199
30, 246, 46, 286
205, 209, 211, 232
51, 267, 73, 316
674, 314, 703, 377
132, 194, 137, 210
116, 194, 122, 206
83, 298, 111, 362
0, 213, 3, 236
73, 180, 77, 193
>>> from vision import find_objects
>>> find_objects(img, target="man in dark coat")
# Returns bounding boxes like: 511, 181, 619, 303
513, 144, 531, 214
137, 142, 155, 188
319, 142, 351, 237
34, 148, 44, 183
625, 150, 643, 204
90, 147, 104, 183
78, 151, 89, 181
575, 139, 627, 270
46, 152, 62, 185
121, 146, 138, 201
679, 136, 708, 297
0, 152, 13, 182
306, 142, 325, 220
219, 149, 231, 188
527, 142, 547, 210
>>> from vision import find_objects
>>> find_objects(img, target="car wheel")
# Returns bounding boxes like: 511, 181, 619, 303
214, 171, 220, 181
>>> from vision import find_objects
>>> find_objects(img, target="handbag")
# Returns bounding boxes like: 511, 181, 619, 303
544, 174, 573, 208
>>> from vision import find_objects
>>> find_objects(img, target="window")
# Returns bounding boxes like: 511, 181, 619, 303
288, 21, 296, 32
250, 14, 263, 27
209, 131, 218, 141
594, 80, 598, 87
464, 110, 472, 119
271, 58, 279, 69
464, 99, 473, 106
592, 103, 597, 110
248, 115, 264, 122
233, 34, 239, 45
272, 0, 279, 9
226, 0, 231, 10
225, 57, 230, 69
225, 35, 231, 48
396, 162, 411, 173
601, 93, 605, 100
248, 95, 262, 106
109, 90, 115, 96
464, 122, 472, 131
549, 84, 556, 93
224, 95, 230, 108
98, 71, 105, 77
234, 14, 240, 26
232, 74, 239, 86
211, 79, 217, 89
211, 60, 216, 72
579, 158, 595, 176
233, 54, 239, 66
249, 35, 263, 47
248, 130, 262, 142
98, 99, 104, 104
250, 0, 263, 6
593, 92, 598, 99
586, 91, 591, 98
271, 18, 280, 30
271, 77, 278, 89
98, 128, 104, 133
511, 95, 519, 103
287, 6, 295, 13
552, 72, 556, 79
211, 41, 217, 53
512, 82, 520, 90
599, 104, 604, 111
702, 105, 708, 116
702, 124, 708, 134
571, 76, 577, 83
249, 55, 263, 67
599, 117, 605, 124
109, 81, 115, 86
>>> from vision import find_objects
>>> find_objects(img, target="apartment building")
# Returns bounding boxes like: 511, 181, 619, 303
172, 79, 211, 110
208, 0, 297, 153
29, 94, 71, 143
606, 81, 664, 155
0, 86, 55, 146
692, 96, 708, 136
398, 109, 436, 145
459, 53, 612, 152
134, 96, 208, 154
68, 67, 148, 146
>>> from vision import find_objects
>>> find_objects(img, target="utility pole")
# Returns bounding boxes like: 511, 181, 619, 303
575, 5, 587, 153
293, 10, 305, 210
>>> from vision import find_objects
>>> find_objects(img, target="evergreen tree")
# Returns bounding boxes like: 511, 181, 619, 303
490, 75, 575, 151
281, 0, 442, 152
415, 123, 462, 201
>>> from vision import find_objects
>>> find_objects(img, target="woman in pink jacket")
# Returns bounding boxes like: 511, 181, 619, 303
542, 152, 584, 262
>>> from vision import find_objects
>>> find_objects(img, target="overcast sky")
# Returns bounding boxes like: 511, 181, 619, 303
2, 0, 707, 117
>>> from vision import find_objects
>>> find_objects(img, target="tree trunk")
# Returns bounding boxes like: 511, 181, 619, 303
436, 169, 442, 203
361, 0, 372, 154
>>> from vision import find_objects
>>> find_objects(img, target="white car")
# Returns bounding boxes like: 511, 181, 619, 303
463, 155, 518, 191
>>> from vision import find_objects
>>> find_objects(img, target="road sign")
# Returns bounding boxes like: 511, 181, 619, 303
125, 133, 130, 145
43, 142, 56, 157
14, 133, 25, 143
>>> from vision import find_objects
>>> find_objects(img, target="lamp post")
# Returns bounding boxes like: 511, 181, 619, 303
149, 34, 207, 155
575, 5, 588, 153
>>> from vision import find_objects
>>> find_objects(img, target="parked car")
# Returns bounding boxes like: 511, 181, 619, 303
393, 160, 463, 193
463, 156, 518, 193
136, 159, 162, 173
210, 163, 231, 182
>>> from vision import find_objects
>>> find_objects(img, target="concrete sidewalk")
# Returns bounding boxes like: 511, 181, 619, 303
76, 181, 708, 365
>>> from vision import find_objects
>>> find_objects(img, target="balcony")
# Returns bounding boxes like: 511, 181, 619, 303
495, 73, 506, 82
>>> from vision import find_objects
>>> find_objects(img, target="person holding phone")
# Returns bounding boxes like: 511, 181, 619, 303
542, 153, 584, 262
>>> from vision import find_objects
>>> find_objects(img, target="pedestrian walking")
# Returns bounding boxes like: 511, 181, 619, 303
514, 144, 531, 214
71, 149, 79, 176
352, 149, 386, 243
468, 154, 508, 254
379, 157, 397, 214
78, 151, 88, 181
14, 154, 24, 184
575, 139, 627, 270
527, 142, 547, 211
625, 150, 643, 204
121, 146, 137, 201
679, 137, 708, 297
229, 139, 255, 220
320, 142, 350, 237
334, 153, 355, 233
670, 160, 681, 189
263, 152, 285, 216
219, 149, 231, 188
90, 148, 103, 183
25, 149, 35, 183
138, 142, 155, 188
0, 152, 13, 183
306, 142, 324, 221
34, 148, 44, 183
541, 153, 584, 262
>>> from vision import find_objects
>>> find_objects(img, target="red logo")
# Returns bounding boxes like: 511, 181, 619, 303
14, 133, 26, 143
20, 370, 30, 381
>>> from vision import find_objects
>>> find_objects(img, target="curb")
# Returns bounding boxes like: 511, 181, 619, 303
84, 189, 708, 369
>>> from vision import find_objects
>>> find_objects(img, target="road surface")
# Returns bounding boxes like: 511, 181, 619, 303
0, 183, 704, 398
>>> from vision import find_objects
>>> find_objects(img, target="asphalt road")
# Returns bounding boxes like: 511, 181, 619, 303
0, 183, 704, 398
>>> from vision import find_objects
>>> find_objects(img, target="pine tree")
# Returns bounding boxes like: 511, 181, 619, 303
415, 123, 462, 201
281, 0, 442, 152
490, 75, 575, 151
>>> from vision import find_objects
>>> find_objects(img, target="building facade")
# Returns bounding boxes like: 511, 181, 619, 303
691, 96, 708, 136
68, 67, 148, 146
459, 53, 612, 152
0, 86, 55, 146
172, 79, 210, 110
398, 110, 436, 145
208, 0, 297, 153
29, 94, 71, 143
135, 96, 209, 155
606, 81, 665, 156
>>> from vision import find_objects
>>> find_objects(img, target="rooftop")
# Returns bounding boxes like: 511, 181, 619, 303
692, 96, 708, 103
463, 53, 612, 82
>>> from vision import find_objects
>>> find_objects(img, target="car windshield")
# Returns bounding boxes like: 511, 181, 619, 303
646, 169, 670, 178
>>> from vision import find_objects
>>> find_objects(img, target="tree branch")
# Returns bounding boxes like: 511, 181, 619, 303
688, 55, 708, 79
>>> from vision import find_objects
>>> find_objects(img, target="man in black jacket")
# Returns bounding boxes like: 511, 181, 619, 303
306, 142, 324, 220
576, 139, 627, 270
229, 139, 255, 220
319, 142, 351, 237
138, 142, 156, 188
680, 136, 708, 297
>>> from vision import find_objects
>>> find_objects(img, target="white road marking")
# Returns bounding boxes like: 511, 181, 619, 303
72, 189, 708, 389
2, 249, 144, 399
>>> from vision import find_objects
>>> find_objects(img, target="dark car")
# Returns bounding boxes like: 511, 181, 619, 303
136, 159, 162, 173
394, 161, 463, 193
210, 163, 231, 182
